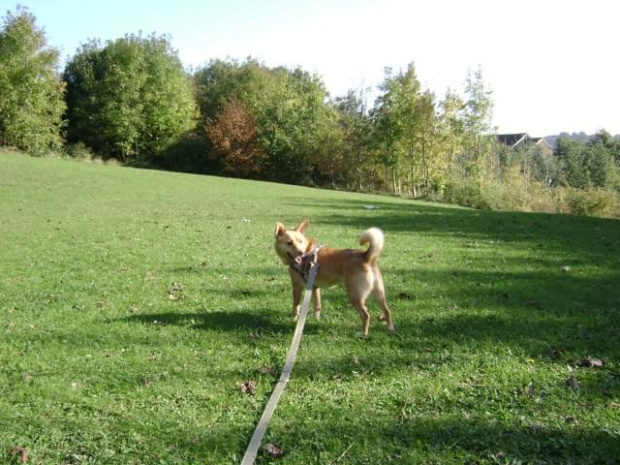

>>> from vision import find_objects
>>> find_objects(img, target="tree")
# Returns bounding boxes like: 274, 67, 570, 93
252, 66, 331, 185
206, 98, 266, 177
531, 145, 560, 189
584, 131, 616, 188
437, 89, 466, 185
195, 59, 332, 185
64, 33, 197, 163
374, 63, 437, 196
194, 58, 267, 126
334, 88, 374, 191
416, 90, 440, 193
0, 7, 65, 155
557, 135, 588, 188
462, 67, 495, 180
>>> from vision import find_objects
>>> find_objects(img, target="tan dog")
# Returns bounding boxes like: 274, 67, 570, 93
274, 220, 394, 336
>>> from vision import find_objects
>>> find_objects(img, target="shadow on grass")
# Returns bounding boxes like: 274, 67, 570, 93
128, 199, 618, 463
287, 196, 620, 256
282, 196, 620, 351
122, 309, 291, 334
395, 267, 619, 353
144, 394, 620, 464
267, 413, 620, 464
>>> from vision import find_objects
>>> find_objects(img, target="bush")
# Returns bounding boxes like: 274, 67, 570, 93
443, 182, 490, 209
562, 187, 619, 217
157, 131, 211, 174
63, 142, 95, 160
441, 180, 620, 218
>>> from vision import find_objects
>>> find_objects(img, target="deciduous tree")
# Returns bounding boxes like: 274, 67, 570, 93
0, 7, 65, 155
64, 34, 197, 163
206, 98, 266, 177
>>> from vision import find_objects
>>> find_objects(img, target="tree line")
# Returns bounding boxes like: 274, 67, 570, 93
1, 7, 619, 216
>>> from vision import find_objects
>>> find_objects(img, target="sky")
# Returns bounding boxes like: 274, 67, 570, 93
7, 0, 620, 136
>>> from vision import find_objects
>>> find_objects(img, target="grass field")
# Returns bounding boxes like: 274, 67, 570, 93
1, 152, 619, 464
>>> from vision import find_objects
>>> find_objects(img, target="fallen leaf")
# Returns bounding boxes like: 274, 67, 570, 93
168, 283, 183, 300
22, 372, 32, 384
578, 357, 605, 368
258, 366, 275, 375
11, 446, 29, 463
264, 442, 285, 458
524, 383, 534, 397
237, 379, 257, 396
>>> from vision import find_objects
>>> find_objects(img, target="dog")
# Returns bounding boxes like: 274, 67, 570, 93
274, 220, 394, 336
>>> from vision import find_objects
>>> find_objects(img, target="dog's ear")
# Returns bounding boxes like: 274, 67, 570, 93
274, 222, 286, 238
295, 220, 310, 233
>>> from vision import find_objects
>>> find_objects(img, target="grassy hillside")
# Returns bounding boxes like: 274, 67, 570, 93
1, 153, 619, 464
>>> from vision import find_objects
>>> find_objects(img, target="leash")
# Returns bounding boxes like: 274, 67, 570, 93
240, 260, 319, 465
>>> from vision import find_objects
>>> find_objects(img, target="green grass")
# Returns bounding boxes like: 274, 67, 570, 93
1, 152, 619, 464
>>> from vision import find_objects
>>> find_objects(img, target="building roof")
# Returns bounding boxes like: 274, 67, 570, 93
496, 133, 557, 153
496, 133, 528, 149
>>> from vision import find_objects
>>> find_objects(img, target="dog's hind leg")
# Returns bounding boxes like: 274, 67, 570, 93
346, 271, 374, 336
372, 268, 394, 332
349, 297, 371, 337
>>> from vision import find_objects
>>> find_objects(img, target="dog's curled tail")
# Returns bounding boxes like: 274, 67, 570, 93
360, 227, 384, 264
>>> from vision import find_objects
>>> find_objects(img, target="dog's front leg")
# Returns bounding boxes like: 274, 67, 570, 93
289, 271, 304, 321
312, 287, 322, 320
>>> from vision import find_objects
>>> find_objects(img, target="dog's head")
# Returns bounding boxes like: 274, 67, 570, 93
274, 220, 311, 265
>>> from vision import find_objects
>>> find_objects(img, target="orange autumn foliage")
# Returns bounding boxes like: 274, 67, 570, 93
206, 99, 266, 177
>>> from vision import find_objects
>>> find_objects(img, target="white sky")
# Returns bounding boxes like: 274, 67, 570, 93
9, 0, 620, 136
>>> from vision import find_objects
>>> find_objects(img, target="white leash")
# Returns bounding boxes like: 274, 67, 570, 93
240, 261, 319, 465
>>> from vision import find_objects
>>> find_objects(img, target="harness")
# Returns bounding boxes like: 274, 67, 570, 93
289, 244, 323, 282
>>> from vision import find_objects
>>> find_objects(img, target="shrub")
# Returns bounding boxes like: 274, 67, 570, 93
443, 182, 490, 209
63, 142, 95, 160
564, 187, 619, 217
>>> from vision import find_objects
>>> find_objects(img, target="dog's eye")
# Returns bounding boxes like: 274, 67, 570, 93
287, 241, 293, 246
